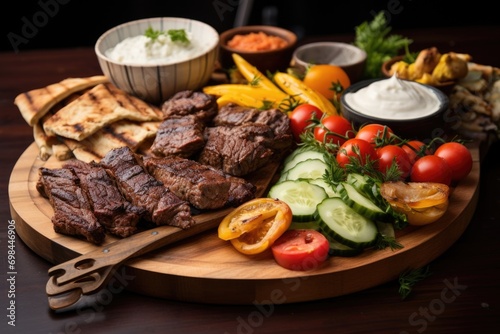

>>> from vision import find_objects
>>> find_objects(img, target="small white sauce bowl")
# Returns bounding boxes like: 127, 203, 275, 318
95, 17, 220, 105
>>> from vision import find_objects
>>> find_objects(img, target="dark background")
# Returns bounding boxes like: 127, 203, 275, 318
1, 0, 499, 52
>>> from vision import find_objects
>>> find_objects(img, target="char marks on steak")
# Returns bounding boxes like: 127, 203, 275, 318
144, 156, 256, 210
64, 160, 145, 238
100, 146, 195, 229
161, 90, 217, 123
150, 114, 205, 158
198, 123, 285, 176
213, 103, 293, 150
36, 167, 106, 245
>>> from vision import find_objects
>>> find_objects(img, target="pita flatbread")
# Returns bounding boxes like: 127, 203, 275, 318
14, 75, 108, 126
43, 83, 162, 141
61, 120, 160, 162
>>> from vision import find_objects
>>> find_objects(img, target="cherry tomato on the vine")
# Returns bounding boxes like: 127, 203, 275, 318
434, 142, 473, 183
313, 115, 354, 146
355, 124, 395, 147
410, 155, 452, 186
336, 138, 377, 168
402, 140, 430, 165
288, 104, 324, 142
376, 145, 412, 180
303, 64, 351, 101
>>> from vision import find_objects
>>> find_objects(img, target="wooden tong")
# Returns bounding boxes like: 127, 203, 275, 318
45, 217, 222, 311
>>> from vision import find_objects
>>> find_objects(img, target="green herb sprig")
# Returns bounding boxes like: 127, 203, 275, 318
354, 11, 414, 79
144, 27, 190, 44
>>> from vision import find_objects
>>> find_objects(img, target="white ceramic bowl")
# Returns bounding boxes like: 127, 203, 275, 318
95, 17, 219, 105
290, 42, 367, 83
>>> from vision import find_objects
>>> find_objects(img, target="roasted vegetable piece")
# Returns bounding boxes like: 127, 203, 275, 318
380, 181, 450, 226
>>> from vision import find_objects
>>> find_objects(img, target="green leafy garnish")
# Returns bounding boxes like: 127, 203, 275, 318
167, 29, 189, 43
399, 266, 432, 300
144, 27, 190, 44
354, 11, 413, 79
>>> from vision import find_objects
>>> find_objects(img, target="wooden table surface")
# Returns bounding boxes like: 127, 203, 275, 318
1, 26, 500, 334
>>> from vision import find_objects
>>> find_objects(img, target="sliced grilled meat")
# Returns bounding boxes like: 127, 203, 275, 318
64, 160, 145, 238
100, 146, 195, 229
150, 114, 205, 158
213, 103, 293, 149
198, 123, 277, 176
36, 167, 106, 245
144, 156, 256, 210
161, 90, 217, 123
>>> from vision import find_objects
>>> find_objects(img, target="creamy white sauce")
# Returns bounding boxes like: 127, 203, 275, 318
105, 32, 209, 65
344, 75, 442, 120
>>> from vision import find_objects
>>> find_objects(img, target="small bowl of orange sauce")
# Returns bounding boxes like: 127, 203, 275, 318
219, 25, 297, 73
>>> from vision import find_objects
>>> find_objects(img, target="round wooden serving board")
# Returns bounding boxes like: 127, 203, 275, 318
9, 142, 480, 304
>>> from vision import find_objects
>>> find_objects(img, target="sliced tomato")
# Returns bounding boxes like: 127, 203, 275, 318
218, 198, 292, 255
271, 229, 329, 271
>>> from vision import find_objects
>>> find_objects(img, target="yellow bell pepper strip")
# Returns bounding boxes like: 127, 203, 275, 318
203, 84, 289, 102
273, 72, 338, 115
232, 53, 282, 92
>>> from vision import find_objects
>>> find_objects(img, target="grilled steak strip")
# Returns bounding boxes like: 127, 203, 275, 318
36, 167, 106, 245
144, 156, 256, 210
64, 160, 146, 238
100, 147, 195, 229
150, 114, 205, 158
213, 103, 293, 150
161, 90, 218, 123
198, 123, 277, 176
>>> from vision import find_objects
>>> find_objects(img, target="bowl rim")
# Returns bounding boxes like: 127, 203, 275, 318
219, 25, 297, 54
341, 78, 449, 124
94, 17, 220, 67
292, 41, 367, 67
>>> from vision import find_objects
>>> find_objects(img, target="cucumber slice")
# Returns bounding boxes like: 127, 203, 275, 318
308, 178, 339, 198
338, 182, 387, 221
285, 159, 328, 181
315, 197, 378, 249
346, 173, 376, 200
282, 150, 326, 174
268, 180, 327, 222
328, 238, 363, 257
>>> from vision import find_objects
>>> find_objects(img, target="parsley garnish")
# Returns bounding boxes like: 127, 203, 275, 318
354, 11, 414, 79
144, 27, 190, 44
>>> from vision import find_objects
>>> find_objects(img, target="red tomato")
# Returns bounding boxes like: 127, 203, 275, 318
271, 229, 329, 271
289, 104, 324, 142
434, 142, 473, 183
402, 140, 430, 165
336, 138, 377, 168
313, 115, 354, 146
410, 155, 452, 185
355, 124, 395, 147
376, 145, 412, 179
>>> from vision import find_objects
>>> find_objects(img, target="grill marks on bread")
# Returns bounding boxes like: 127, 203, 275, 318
14, 75, 108, 126
43, 83, 162, 141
